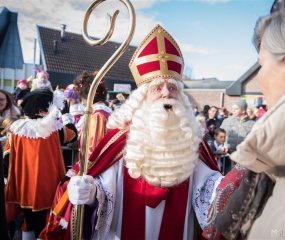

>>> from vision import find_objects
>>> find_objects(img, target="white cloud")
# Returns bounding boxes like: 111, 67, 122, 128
179, 42, 219, 55
189, 61, 248, 80
227, 64, 248, 72
3, 0, 163, 63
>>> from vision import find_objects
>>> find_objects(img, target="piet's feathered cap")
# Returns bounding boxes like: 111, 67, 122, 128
21, 89, 64, 119
129, 24, 184, 86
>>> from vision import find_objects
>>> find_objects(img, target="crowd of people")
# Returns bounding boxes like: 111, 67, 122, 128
1, 1, 284, 239
0, 68, 133, 239
194, 98, 264, 174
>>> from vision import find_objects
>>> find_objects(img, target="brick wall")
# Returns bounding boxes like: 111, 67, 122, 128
243, 72, 261, 93
184, 89, 241, 113
184, 90, 254, 114
184, 71, 263, 114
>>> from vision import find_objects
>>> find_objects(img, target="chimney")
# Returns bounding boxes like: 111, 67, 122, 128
61, 24, 66, 42
53, 40, 58, 54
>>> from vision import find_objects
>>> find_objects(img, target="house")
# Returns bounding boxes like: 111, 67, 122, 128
184, 62, 263, 111
37, 25, 137, 97
0, 7, 34, 93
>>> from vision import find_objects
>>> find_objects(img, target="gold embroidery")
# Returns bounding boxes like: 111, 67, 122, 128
87, 129, 128, 170
70, 205, 76, 240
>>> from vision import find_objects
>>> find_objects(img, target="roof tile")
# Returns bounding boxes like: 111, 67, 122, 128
38, 26, 136, 82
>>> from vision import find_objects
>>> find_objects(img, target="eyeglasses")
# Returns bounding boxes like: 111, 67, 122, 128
0, 98, 6, 102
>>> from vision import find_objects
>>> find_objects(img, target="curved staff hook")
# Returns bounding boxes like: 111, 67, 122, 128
75, 0, 136, 239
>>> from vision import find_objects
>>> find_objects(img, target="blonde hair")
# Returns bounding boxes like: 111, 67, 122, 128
1, 116, 19, 135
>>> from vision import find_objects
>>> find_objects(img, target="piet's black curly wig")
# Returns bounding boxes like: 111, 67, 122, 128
73, 71, 107, 103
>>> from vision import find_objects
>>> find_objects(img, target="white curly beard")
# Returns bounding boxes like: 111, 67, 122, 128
124, 97, 201, 187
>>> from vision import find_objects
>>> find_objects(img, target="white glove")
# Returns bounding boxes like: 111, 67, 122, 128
62, 113, 73, 125
67, 175, 96, 205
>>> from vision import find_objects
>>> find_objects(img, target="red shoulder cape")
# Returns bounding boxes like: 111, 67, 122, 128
44, 130, 219, 239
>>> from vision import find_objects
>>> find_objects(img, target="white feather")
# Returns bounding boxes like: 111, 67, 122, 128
11, 104, 63, 139
53, 89, 65, 110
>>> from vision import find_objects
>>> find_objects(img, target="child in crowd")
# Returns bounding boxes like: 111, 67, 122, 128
12, 79, 30, 105
2, 116, 22, 240
210, 128, 231, 174
193, 106, 199, 117
246, 107, 258, 121
63, 84, 85, 129
2, 116, 19, 177
31, 67, 53, 92
204, 119, 216, 147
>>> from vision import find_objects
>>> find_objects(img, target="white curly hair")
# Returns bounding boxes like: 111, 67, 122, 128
107, 79, 202, 187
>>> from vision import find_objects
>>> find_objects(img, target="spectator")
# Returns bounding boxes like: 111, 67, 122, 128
204, 119, 216, 147
12, 79, 30, 106
202, 104, 210, 118
257, 106, 267, 119
31, 67, 53, 92
60, 84, 84, 168
2, 116, 22, 240
217, 106, 229, 120
207, 106, 223, 128
246, 107, 258, 121
193, 106, 199, 117
63, 84, 85, 128
0, 90, 21, 128
254, 96, 263, 107
61, 71, 112, 182
0, 131, 8, 239
203, 6, 285, 239
210, 128, 231, 174
253, 105, 259, 115
4, 89, 77, 239
2, 117, 19, 176
220, 99, 255, 152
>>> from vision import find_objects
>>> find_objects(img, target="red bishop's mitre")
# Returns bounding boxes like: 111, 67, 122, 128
129, 24, 184, 86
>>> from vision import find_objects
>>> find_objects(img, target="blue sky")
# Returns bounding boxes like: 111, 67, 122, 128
3, 0, 274, 80
146, 0, 273, 80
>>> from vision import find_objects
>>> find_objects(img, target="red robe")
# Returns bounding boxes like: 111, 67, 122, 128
5, 126, 77, 211
68, 108, 110, 175
45, 128, 219, 239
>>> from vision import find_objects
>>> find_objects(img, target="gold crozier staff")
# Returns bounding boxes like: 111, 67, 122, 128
76, 0, 136, 239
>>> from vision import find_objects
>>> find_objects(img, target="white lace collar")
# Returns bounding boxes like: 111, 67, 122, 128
10, 104, 63, 139
92, 103, 113, 114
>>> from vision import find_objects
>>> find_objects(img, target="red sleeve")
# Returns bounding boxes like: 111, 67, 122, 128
199, 138, 220, 172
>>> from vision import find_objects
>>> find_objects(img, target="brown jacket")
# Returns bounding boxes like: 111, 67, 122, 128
231, 94, 285, 239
